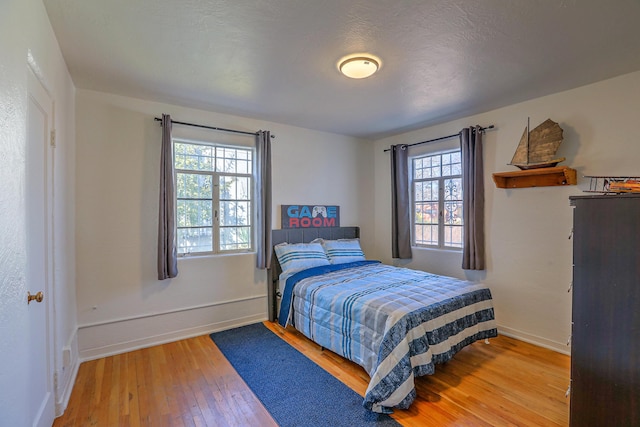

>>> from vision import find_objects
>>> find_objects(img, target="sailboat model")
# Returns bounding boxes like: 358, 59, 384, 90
510, 118, 565, 170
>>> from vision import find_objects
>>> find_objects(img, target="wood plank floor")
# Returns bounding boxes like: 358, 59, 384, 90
54, 322, 570, 426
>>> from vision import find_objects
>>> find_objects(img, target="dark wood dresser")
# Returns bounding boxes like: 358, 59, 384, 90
569, 194, 640, 426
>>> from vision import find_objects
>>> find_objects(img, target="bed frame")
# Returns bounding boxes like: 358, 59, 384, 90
267, 226, 360, 322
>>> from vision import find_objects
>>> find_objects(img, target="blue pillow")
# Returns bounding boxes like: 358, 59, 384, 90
274, 242, 330, 275
317, 238, 366, 264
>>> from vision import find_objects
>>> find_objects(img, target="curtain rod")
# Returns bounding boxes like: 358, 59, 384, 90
154, 117, 275, 138
383, 125, 494, 152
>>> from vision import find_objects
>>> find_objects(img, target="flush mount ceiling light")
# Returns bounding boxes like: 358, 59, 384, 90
339, 56, 380, 79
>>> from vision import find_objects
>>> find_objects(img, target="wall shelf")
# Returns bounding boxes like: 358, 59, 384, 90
492, 166, 577, 189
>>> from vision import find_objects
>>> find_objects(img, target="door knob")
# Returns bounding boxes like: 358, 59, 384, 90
27, 291, 44, 304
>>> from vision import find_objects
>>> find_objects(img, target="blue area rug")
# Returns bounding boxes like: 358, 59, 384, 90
210, 323, 400, 427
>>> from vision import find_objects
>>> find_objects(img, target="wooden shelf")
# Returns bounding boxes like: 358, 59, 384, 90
492, 166, 577, 189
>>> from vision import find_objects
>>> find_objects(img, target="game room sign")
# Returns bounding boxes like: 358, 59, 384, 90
281, 205, 340, 229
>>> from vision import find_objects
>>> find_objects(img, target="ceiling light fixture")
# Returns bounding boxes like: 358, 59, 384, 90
339, 56, 379, 79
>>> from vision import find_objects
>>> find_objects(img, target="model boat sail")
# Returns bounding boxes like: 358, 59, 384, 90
510, 118, 565, 170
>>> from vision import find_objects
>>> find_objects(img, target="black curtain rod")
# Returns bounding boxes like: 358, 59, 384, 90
154, 117, 275, 138
383, 125, 494, 152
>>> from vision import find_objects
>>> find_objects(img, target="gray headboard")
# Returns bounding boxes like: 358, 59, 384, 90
267, 226, 360, 322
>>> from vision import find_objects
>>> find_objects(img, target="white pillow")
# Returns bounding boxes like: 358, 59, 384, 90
274, 242, 330, 275
315, 238, 366, 264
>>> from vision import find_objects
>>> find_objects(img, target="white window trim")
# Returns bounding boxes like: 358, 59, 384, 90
173, 138, 255, 257
410, 148, 464, 251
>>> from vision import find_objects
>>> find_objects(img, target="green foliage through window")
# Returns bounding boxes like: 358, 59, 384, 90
174, 140, 253, 255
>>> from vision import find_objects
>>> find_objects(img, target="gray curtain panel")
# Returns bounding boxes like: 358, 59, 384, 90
255, 130, 272, 269
390, 144, 412, 259
460, 126, 486, 270
157, 114, 178, 280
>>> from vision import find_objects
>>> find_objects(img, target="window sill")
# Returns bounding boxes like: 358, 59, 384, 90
179, 251, 256, 260
412, 245, 462, 254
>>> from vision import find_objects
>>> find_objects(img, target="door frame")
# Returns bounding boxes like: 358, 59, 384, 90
27, 59, 57, 427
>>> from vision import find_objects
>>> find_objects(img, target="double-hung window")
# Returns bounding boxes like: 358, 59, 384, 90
174, 139, 253, 255
412, 149, 464, 249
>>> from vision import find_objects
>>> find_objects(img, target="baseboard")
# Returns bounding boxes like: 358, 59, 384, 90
78, 295, 268, 361
75, 301, 568, 361
498, 324, 571, 356
55, 328, 79, 417
55, 355, 79, 417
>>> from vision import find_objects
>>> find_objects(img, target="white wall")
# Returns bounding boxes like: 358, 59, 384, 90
74, 90, 373, 359
75, 70, 640, 359
1, 2, 633, 419
373, 70, 640, 353
0, 0, 77, 421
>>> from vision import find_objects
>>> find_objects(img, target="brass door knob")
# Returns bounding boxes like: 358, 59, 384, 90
27, 291, 44, 304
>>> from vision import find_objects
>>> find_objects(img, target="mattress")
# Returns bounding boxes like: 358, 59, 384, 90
278, 261, 497, 413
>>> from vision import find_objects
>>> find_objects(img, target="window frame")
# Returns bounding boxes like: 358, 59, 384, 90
410, 148, 464, 250
173, 137, 254, 257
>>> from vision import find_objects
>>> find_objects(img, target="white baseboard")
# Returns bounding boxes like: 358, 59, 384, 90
498, 324, 571, 356
55, 328, 79, 417
78, 295, 268, 361
55, 356, 79, 417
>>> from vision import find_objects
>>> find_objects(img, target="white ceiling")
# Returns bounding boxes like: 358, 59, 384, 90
43, 0, 640, 139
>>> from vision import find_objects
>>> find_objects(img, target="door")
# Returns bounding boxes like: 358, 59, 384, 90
25, 66, 55, 427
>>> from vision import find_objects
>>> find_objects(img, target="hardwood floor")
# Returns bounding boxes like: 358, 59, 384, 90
53, 334, 277, 427
264, 323, 570, 427
54, 322, 570, 426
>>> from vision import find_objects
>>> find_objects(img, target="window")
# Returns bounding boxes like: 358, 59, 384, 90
412, 150, 463, 249
174, 139, 253, 255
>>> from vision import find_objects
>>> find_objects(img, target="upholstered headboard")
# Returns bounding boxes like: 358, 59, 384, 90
267, 226, 360, 321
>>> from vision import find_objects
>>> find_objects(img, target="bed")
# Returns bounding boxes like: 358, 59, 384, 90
268, 227, 498, 414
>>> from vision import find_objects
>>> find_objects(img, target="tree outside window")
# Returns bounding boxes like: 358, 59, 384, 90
412, 150, 463, 249
174, 140, 253, 255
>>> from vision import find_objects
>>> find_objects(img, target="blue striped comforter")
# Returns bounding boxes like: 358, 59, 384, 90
278, 261, 497, 413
